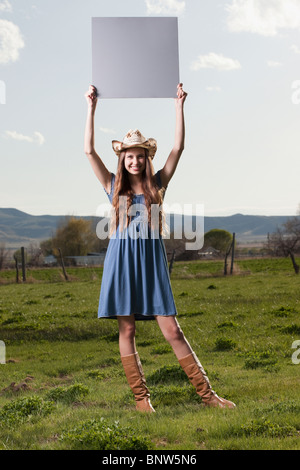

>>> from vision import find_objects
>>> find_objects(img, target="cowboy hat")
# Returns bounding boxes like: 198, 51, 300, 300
112, 129, 157, 159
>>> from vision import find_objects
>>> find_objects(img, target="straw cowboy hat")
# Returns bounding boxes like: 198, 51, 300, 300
112, 129, 157, 159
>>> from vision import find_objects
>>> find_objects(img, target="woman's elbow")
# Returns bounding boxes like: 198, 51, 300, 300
175, 145, 184, 155
85, 148, 94, 158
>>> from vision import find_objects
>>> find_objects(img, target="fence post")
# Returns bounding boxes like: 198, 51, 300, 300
224, 241, 231, 276
14, 254, 19, 283
21, 246, 26, 282
169, 249, 175, 275
230, 233, 236, 275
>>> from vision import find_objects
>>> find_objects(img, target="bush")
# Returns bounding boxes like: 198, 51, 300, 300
59, 418, 153, 450
241, 419, 297, 438
45, 383, 89, 404
0, 396, 54, 427
86, 370, 107, 379
243, 351, 278, 371
214, 337, 237, 351
280, 324, 300, 335
148, 365, 188, 385
207, 284, 217, 290
217, 321, 238, 329
261, 400, 300, 415
272, 306, 294, 317
151, 384, 201, 406
151, 344, 172, 355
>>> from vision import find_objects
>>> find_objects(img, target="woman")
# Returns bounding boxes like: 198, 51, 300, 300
84, 84, 235, 412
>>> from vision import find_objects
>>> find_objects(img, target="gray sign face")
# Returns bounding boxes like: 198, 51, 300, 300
92, 17, 180, 99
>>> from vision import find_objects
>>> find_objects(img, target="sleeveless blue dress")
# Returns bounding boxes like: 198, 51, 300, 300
98, 171, 178, 321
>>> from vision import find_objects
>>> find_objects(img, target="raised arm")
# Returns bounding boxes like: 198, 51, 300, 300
84, 85, 111, 192
160, 83, 188, 188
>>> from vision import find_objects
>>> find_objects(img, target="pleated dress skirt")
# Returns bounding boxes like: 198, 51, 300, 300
97, 172, 178, 321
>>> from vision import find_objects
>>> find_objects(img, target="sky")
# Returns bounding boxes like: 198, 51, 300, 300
1, 0, 300, 218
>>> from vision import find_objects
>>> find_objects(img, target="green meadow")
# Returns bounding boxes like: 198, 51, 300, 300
0, 258, 299, 450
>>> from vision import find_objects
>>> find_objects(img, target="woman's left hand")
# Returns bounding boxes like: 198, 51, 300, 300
176, 83, 188, 106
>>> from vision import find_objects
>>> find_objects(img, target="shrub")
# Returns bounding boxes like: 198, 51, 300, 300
148, 365, 188, 385
185, 310, 205, 317
281, 324, 300, 335
217, 321, 238, 329
241, 419, 297, 438
151, 384, 201, 406
59, 418, 153, 450
262, 400, 300, 415
151, 344, 172, 355
272, 306, 294, 317
0, 396, 54, 427
214, 337, 237, 351
86, 370, 107, 379
45, 383, 89, 404
243, 351, 278, 371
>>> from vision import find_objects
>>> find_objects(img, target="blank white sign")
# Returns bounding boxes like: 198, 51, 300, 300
92, 17, 180, 99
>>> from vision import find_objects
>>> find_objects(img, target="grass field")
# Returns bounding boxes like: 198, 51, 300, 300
0, 258, 299, 450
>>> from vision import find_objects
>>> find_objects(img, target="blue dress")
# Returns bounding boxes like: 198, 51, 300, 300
98, 171, 178, 321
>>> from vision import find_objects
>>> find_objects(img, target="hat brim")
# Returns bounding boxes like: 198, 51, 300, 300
112, 139, 157, 159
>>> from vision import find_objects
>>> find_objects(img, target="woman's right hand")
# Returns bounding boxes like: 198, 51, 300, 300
85, 85, 98, 112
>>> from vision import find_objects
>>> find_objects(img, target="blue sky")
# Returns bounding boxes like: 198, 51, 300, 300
1, 0, 300, 217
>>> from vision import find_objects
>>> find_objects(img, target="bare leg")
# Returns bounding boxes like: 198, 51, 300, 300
117, 315, 136, 356
156, 315, 235, 409
117, 315, 155, 412
155, 315, 193, 359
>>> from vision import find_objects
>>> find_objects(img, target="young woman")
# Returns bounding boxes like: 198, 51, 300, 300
84, 84, 235, 412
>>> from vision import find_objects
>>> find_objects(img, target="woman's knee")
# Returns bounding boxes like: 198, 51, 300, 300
163, 322, 184, 344
118, 317, 136, 340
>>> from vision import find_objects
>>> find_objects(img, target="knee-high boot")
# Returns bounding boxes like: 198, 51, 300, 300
179, 352, 236, 409
121, 352, 155, 413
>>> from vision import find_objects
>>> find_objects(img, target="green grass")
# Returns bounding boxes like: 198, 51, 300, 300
0, 258, 299, 450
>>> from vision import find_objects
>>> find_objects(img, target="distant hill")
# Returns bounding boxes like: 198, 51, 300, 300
172, 213, 293, 242
0, 207, 294, 250
0, 208, 96, 249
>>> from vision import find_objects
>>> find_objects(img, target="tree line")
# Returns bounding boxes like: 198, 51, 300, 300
0, 214, 300, 273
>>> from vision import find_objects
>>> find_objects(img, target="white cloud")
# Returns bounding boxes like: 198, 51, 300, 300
0, 1, 12, 12
206, 86, 222, 92
99, 127, 116, 134
191, 53, 241, 71
34, 132, 45, 145
5, 131, 45, 145
0, 19, 24, 64
226, 0, 300, 36
267, 60, 283, 67
146, 0, 185, 15
291, 44, 300, 53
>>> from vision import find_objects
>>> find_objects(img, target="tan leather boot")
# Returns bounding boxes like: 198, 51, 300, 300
179, 352, 236, 409
121, 352, 155, 413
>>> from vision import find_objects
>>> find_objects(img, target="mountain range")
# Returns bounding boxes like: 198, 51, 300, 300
0, 207, 294, 250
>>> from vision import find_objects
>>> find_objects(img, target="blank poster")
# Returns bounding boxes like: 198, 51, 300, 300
92, 17, 180, 99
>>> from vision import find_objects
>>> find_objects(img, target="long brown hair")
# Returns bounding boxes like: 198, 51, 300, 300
110, 149, 165, 236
